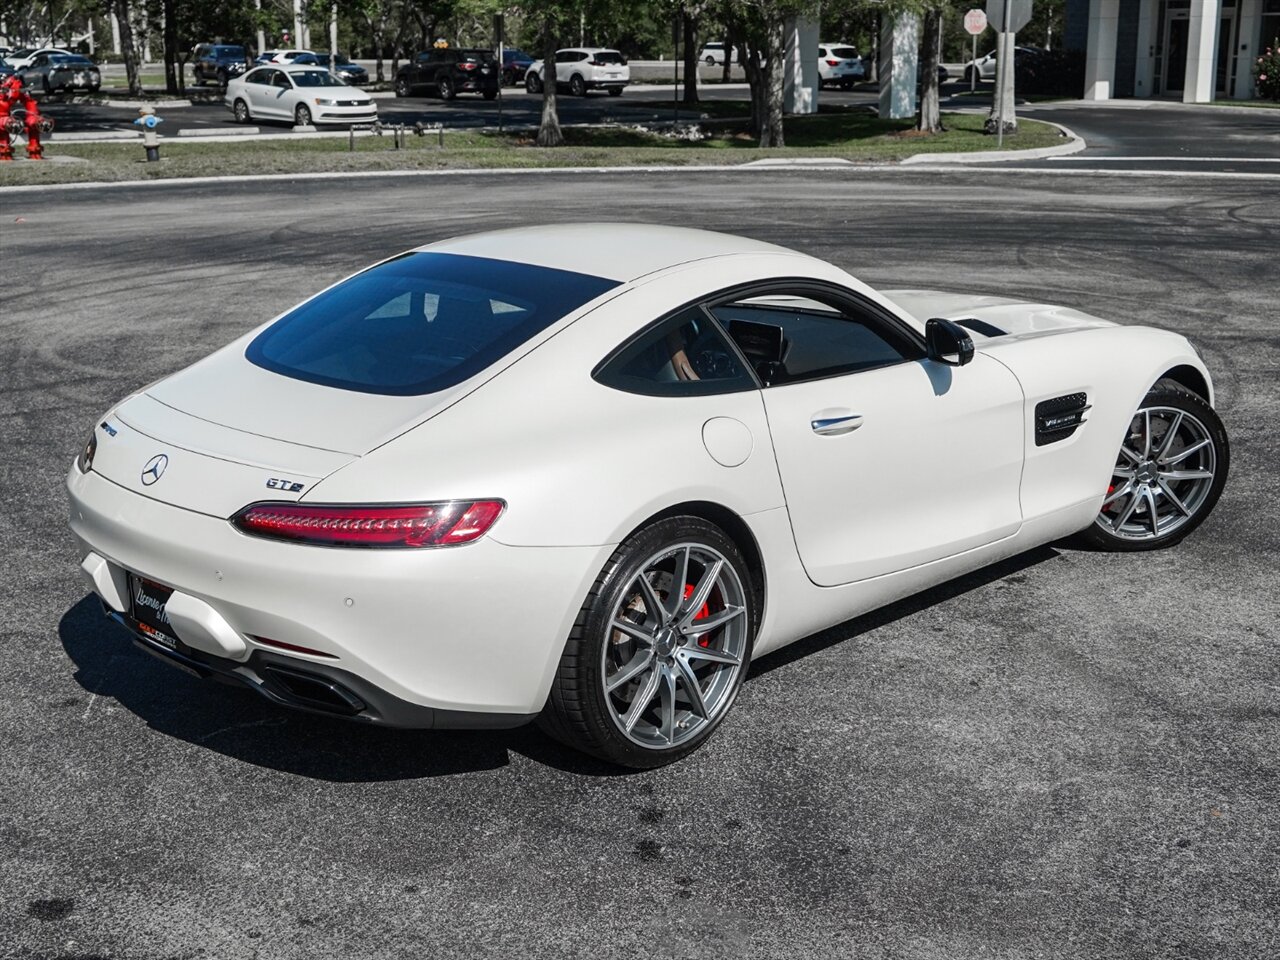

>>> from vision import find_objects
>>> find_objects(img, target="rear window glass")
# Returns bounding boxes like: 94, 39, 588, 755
593, 51, 625, 64
246, 253, 619, 396
829, 47, 859, 59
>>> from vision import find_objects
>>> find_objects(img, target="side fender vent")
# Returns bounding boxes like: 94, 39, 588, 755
1035, 392, 1090, 446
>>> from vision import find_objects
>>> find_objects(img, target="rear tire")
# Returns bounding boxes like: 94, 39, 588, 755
1078, 382, 1229, 551
483, 88, 498, 101
539, 516, 757, 769
438, 76, 456, 100
607, 86, 622, 97
233, 98, 251, 123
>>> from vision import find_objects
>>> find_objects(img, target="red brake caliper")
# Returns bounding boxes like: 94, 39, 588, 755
682, 584, 712, 647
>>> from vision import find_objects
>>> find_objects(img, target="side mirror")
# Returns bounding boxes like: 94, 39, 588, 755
925, 318, 975, 367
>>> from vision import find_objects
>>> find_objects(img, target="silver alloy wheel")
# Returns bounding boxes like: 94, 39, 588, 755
234, 99, 249, 123
1096, 405, 1217, 541
601, 542, 749, 750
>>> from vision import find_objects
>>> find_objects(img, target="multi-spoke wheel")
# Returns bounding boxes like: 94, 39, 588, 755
539, 516, 757, 767
1082, 382, 1228, 551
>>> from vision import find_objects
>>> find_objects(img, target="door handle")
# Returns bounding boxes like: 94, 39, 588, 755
811, 413, 864, 436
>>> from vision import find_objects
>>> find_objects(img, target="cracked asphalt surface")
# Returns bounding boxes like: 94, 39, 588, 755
1, 170, 1277, 959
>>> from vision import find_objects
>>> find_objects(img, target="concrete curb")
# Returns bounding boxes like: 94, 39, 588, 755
1020, 98, 1280, 119
900, 120, 1085, 165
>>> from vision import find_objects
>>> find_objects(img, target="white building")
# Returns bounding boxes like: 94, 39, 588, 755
1073, 0, 1280, 101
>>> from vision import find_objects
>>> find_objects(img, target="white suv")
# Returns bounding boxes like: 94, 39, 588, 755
817, 43, 866, 89
697, 42, 739, 65
526, 47, 629, 96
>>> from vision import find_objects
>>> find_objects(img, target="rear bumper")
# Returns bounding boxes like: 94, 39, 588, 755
68, 466, 611, 720
109, 604, 533, 728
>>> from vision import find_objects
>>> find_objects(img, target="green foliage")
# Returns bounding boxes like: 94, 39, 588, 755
1255, 39, 1280, 101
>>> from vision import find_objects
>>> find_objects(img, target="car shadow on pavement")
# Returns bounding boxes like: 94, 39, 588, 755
56, 595, 576, 781
58, 545, 1061, 782
750, 545, 1061, 680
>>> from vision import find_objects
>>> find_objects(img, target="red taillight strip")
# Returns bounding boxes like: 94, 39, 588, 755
251, 635, 339, 659
231, 500, 505, 548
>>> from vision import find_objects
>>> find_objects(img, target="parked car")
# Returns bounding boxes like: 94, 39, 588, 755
19, 51, 100, 93
963, 45, 1045, 84
698, 42, 738, 65
68, 225, 1229, 767
6, 46, 72, 70
0, 58, 14, 80
225, 63, 376, 126
816, 43, 866, 89
525, 48, 628, 97
500, 47, 535, 86
191, 43, 249, 86
395, 47, 499, 100
291, 52, 368, 85
255, 49, 313, 65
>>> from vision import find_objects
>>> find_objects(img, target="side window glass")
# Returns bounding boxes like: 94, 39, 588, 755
709, 291, 916, 386
596, 306, 755, 397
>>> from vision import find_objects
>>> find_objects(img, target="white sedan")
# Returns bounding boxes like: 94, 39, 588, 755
67, 226, 1229, 768
224, 63, 376, 126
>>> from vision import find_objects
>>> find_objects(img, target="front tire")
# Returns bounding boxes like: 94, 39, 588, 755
294, 103, 312, 126
438, 76, 456, 100
569, 73, 586, 97
539, 516, 756, 768
394, 76, 410, 97
1080, 382, 1229, 551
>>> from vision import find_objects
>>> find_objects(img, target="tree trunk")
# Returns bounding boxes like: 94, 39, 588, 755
916, 8, 943, 133
163, 0, 178, 94
537, 17, 563, 147
681, 10, 698, 105
721, 31, 732, 83
112, 0, 142, 96
984, 31, 1018, 135
761, 16, 784, 148
741, 43, 763, 138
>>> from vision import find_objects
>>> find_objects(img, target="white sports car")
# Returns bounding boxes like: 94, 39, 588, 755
67, 226, 1229, 767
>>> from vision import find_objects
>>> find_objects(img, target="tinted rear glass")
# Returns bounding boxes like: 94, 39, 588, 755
246, 253, 619, 396
593, 51, 625, 64
830, 47, 859, 59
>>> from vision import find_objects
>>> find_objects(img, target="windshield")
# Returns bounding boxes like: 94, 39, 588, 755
215, 46, 245, 58
290, 69, 344, 87
52, 54, 92, 64
246, 253, 619, 396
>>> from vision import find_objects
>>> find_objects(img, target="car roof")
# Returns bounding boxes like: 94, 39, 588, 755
418, 225, 797, 283
558, 47, 620, 54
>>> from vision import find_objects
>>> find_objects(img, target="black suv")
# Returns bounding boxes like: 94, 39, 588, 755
192, 44, 248, 86
395, 47, 498, 100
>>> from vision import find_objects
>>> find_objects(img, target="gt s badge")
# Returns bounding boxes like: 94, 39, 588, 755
266, 477, 306, 493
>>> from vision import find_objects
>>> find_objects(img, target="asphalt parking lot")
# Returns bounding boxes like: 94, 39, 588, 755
2, 170, 1277, 958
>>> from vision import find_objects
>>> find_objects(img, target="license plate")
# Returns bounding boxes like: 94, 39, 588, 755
129, 574, 178, 649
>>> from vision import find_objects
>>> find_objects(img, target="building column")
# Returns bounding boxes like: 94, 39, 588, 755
783, 15, 820, 115
878, 13, 919, 120
1236, 0, 1263, 99
1185, 0, 1221, 102
1134, 0, 1157, 98
1084, 0, 1121, 99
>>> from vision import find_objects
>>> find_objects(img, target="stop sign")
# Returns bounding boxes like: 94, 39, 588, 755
964, 9, 988, 35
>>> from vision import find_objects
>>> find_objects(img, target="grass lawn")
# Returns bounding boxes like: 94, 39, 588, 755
0, 112, 1068, 186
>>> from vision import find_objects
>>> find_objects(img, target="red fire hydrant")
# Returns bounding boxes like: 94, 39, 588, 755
0, 74, 52, 161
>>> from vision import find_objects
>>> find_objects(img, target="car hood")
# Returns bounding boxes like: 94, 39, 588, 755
880, 289, 1116, 342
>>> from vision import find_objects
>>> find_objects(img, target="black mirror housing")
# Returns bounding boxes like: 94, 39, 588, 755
925, 317, 975, 367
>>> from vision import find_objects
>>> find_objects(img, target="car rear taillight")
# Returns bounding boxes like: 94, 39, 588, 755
826, 59, 840, 66
231, 500, 505, 548
460, 61, 477, 71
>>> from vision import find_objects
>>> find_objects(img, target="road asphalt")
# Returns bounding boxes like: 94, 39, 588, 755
1, 169, 1276, 958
